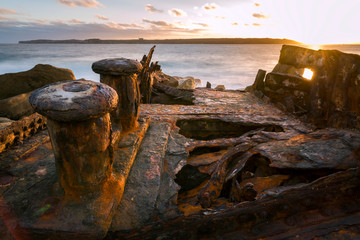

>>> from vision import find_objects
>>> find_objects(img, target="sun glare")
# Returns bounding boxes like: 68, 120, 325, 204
306, 45, 321, 51
302, 68, 313, 80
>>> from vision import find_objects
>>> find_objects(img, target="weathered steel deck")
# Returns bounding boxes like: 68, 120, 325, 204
1, 89, 360, 240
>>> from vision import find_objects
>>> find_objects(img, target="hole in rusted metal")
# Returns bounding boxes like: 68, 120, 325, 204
175, 165, 210, 192
176, 119, 284, 140
189, 146, 229, 156
13, 136, 19, 145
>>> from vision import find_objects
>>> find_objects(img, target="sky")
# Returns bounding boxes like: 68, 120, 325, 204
0, 0, 359, 44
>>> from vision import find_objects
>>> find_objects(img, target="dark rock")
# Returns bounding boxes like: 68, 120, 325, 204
0, 92, 34, 120
0, 117, 13, 130
179, 78, 196, 89
0, 64, 75, 100
252, 69, 267, 92
152, 82, 195, 105
215, 85, 226, 91
206, 81, 211, 88
152, 71, 179, 87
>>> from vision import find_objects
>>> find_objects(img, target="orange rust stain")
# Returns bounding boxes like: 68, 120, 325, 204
178, 180, 208, 203
239, 175, 289, 193
92, 175, 124, 218
178, 203, 203, 216
187, 150, 227, 166
197, 162, 218, 175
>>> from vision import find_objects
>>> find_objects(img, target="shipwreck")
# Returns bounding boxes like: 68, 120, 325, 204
1, 45, 360, 240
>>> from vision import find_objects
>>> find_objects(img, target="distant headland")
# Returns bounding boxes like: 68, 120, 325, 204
18, 38, 300, 44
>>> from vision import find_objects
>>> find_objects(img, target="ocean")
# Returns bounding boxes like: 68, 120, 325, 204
1, 43, 360, 89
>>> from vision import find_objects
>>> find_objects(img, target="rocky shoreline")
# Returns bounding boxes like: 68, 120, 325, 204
0, 63, 227, 121
1, 45, 360, 240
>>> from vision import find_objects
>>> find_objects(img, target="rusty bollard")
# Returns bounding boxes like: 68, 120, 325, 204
29, 79, 118, 199
92, 58, 142, 133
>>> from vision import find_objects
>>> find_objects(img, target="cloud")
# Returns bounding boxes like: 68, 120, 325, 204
0, 17, 209, 43
0, 8, 17, 15
145, 4, 163, 13
202, 3, 218, 10
70, 19, 85, 24
215, 16, 226, 20
57, 0, 104, 8
244, 23, 263, 27
142, 18, 207, 35
252, 13, 270, 19
232, 22, 239, 26
254, 3, 260, 7
143, 19, 172, 27
96, 14, 108, 20
103, 21, 143, 30
193, 22, 209, 28
168, 8, 187, 17
0, 16, 11, 20
119, 23, 143, 28
49, 19, 85, 25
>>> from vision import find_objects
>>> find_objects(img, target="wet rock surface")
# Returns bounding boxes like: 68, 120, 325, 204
152, 71, 201, 90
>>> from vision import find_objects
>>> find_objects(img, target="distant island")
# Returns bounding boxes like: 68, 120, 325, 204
19, 38, 300, 45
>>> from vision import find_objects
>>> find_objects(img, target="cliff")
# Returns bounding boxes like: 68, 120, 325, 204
19, 38, 300, 45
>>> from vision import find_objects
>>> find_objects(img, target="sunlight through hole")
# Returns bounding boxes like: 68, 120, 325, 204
303, 68, 313, 80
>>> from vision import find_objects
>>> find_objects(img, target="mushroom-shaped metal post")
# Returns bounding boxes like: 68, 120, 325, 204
29, 79, 118, 199
92, 58, 142, 133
